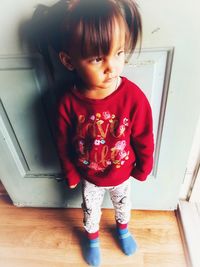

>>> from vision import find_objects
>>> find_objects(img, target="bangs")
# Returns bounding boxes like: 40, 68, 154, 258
65, 0, 127, 58
77, 14, 124, 58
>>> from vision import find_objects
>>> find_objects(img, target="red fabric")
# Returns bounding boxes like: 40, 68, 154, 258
117, 222, 128, 229
87, 231, 99, 240
57, 77, 154, 187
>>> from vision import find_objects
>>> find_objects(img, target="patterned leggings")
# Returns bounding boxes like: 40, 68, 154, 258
81, 179, 131, 233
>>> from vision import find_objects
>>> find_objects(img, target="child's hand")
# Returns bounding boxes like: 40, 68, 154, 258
69, 184, 77, 189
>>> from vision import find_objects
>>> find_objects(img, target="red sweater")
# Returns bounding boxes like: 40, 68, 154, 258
57, 77, 154, 187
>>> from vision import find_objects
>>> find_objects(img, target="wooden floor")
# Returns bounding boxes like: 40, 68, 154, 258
0, 185, 188, 267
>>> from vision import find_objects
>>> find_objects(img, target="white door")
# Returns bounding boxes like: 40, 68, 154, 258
0, 0, 200, 209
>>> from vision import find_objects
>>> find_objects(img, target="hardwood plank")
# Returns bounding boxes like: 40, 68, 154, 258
0, 196, 187, 267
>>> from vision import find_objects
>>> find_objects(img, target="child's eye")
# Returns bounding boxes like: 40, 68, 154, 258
90, 57, 103, 64
95, 57, 103, 62
117, 50, 124, 56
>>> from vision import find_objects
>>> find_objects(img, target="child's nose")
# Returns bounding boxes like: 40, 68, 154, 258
104, 59, 116, 75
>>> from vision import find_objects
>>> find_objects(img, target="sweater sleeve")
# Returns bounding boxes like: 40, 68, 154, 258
131, 95, 154, 181
56, 100, 81, 187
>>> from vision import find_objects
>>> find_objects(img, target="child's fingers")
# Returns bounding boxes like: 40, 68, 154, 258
69, 184, 77, 189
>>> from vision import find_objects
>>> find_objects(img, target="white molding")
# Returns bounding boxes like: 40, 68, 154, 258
0, 100, 28, 176
178, 200, 200, 267
179, 115, 200, 199
124, 47, 174, 178
190, 166, 200, 202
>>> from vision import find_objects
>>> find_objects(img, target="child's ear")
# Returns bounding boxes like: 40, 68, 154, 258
59, 52, 74, 71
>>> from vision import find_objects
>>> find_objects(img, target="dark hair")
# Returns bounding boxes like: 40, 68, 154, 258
30, 0, 142, 75
60, 0, 142, 58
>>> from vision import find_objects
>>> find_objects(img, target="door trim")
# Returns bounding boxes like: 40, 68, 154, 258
177, 201, 200, 267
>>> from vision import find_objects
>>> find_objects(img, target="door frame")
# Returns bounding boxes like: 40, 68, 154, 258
179, 115, 200, 200
178, 114, 200, 267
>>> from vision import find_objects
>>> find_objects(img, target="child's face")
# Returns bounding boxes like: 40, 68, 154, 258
61, 20, 125, 92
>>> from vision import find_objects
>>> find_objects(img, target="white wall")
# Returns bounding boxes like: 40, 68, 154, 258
0, 0, 56, 55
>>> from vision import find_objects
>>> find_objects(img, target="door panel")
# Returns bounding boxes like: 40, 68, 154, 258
0, 49, 173, 209
0, 57, 61, 176
0, 56, 68, 207
1, 0, 200, 210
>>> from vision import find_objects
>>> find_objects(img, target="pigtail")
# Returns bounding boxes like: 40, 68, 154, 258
30, 5, 54, 75
27, 1, 70, 78
118, 0, 142, 55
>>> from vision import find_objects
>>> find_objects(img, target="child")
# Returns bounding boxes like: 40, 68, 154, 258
32, 0, 154, 266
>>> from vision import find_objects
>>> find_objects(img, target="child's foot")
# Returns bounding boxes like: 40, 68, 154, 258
85, 238, 101, 267
117, 227, 137, 255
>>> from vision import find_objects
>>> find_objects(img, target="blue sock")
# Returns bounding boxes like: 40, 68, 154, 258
85, 238, 101, 267
117, 227, 137, 255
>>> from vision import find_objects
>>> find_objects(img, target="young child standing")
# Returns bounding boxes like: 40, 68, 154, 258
32, 0, 154, 266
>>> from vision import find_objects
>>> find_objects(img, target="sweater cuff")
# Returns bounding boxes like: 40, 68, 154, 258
65, 169, 81, 187
131, 168, 149, 181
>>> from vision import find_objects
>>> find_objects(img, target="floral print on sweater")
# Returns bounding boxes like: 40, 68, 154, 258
76, 111, 130, 171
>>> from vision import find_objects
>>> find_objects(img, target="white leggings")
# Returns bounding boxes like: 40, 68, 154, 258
81, 179, 131, 233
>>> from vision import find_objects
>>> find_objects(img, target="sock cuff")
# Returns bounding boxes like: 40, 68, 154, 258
116, 221, 128, 230
87, 231, 99, 240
